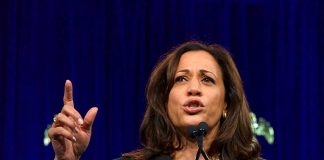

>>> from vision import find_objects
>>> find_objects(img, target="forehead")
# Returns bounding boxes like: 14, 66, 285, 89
177, 50, 221, 74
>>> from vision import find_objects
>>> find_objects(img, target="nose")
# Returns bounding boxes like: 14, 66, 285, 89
187, 79, 201, 96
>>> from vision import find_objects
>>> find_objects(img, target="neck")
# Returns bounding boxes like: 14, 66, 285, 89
173, 126, 218, 160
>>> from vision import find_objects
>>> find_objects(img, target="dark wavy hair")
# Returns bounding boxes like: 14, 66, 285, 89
123, 41, 261, 160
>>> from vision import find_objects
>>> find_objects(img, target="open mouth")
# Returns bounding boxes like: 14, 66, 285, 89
183, 100, 204, 114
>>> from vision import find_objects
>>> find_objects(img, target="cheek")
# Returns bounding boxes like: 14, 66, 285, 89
167, 89, 177, 113
168, 87, 183, 107
207, 90, 226, 113
204, 90, 226, 128
167, 88, 182, 121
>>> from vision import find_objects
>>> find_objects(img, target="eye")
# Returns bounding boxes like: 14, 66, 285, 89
174, 76, 187, 83
201, 76, 215, 84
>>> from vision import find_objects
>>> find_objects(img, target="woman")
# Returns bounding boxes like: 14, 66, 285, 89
48, 41, 261, 160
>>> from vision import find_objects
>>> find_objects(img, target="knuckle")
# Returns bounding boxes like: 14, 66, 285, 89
56, 113, 64, 122
56, 113, 62, 119
56, 127, 66, 135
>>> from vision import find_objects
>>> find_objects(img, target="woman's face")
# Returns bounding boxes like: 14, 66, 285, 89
167, 50, 226, 133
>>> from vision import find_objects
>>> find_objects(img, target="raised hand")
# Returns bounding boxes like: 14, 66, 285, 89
48, 80, 98, 160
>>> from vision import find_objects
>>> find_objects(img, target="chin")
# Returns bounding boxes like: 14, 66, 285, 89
182, 116, 206, 126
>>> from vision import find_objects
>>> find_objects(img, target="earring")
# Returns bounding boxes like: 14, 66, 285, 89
222, 111, 227, 119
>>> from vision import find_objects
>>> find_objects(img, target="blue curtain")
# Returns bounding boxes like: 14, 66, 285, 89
0, 0, 323, 159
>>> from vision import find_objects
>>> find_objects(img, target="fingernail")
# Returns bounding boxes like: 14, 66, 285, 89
73, 136, 76, 142
74, 127, 79, 133
78, 118, 83, 125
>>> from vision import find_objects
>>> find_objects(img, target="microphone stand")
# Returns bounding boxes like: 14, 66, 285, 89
195, 134, 209, 160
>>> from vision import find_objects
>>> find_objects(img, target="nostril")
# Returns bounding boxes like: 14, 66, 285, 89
188, 89, 201, 96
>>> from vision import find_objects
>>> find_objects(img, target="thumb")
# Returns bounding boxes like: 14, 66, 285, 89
82, 107, 98, 132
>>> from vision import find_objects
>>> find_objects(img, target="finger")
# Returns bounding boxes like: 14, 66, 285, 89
61, 105, 84, 125
48, 126, 77, 142
63, 80, 74, 106
55, 113, 80, 133
82, 107, 98, 131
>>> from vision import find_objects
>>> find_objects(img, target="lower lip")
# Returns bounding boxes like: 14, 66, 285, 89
183, 106, 203, 114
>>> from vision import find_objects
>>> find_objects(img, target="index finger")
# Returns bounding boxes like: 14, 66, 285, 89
63, 80, 74, 106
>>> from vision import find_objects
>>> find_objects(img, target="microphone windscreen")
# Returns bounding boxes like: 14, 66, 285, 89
188, 125, 197, 139
198, 122, 208, 135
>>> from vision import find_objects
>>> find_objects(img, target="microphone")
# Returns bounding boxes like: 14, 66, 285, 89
188, 125, 198, 139
188, 122, 210, 160
198, 122, 208, 136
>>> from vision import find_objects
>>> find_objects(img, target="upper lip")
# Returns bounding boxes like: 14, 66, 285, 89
183, 99, 204, 107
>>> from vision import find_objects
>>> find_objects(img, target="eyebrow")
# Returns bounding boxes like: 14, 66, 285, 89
177, 69, 217, 78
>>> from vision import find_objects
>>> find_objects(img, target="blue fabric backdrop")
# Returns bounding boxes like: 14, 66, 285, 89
0, 0, 323, 159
